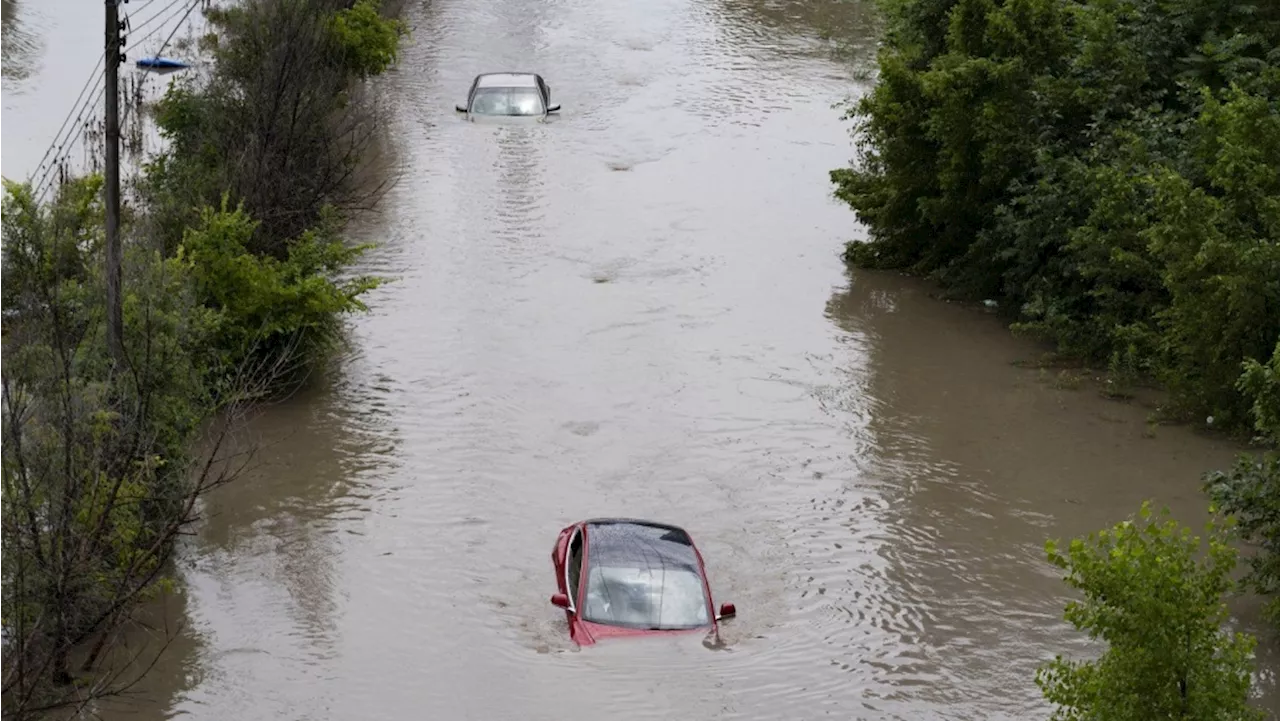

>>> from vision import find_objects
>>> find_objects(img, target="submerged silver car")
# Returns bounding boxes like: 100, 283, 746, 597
455, 72, 562, 119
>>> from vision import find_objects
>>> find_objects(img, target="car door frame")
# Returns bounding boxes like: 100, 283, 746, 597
464, 76, 481, 112
565, 525, 584, 613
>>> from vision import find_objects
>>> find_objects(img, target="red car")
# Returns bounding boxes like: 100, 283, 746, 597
549, 518, 736, 645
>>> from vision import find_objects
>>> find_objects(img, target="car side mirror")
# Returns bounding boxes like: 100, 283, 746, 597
455, 103, 467, 113
547, 104, 561, 113
717, 602, 736, 620
551, 593, 570, 609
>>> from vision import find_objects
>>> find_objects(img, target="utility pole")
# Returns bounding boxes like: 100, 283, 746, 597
104, 0, 126, 366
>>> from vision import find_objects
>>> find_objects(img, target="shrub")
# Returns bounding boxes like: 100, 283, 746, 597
146, 0, 406, 254
180, 198, 382, 379
832, 0, 1280, 430
1, 179, 230, 717
1037, 502, 1262, 720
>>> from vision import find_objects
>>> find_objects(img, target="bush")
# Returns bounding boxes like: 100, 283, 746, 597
1037, 502, 1262, 720
1, 2, 403, 712
1205, 342, 1280, 625
146, 0, 407, 255
833, 0, 1280, 430
1, 178, 226, 717
138, 0, 398, 385
181, 198, 382, 378
331, 0, 407, 78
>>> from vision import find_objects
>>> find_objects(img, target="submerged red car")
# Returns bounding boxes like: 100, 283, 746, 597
549, 518, 736, 645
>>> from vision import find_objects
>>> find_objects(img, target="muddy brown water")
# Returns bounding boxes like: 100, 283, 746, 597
4, 0, 1278, 718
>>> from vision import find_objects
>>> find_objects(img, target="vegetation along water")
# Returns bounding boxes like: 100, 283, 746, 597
831, 0, 1279, 715
1, 1, 404, 716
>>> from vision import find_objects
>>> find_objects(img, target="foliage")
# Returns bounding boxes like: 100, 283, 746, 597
1, 1, 403, 713
146, 0, 405, 255
1037, 502, 1263, 721
138, 0, 396, 384
1237, 342, 1280, 445
181, 198, 383, 376
832, 0, 1280, 430
1206, 452, 1280, 625
1, 179, 235, 718
1205, 342, 1280, 625
331, 0, 408, 78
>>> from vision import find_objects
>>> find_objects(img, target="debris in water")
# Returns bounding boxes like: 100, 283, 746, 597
136, 56, 190, 71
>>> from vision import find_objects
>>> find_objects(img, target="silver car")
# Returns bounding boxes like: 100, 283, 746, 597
455, 72, 562, 119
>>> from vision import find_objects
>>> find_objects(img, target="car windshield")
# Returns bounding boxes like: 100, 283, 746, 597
582, 522, 711, 630
469, 86, 544, 116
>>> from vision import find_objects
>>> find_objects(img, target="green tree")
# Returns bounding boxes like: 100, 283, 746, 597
0, 179, 258, 718
832, 0, 1280, 431
180, 198, 382, 378
1, 0, 404, 713
148, 0, 407, 254
330, 0, 407, 78
140, 0, 397, 387
1205, 342, 1280, 625
1037, 502, 1262, 720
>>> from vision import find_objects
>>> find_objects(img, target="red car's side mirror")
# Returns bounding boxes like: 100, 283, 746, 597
717, 602, 736, 620
551, 593, 570, 609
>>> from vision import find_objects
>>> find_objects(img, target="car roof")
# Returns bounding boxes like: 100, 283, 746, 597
475, 72, 541, 88
581, 518, 690, 534
582, 519, 703, 573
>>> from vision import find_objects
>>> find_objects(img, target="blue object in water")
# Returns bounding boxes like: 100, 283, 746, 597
135, 56, 189, 70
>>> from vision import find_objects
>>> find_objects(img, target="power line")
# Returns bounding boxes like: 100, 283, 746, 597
26, 53, 104, 189
30, 70, 103, 187
30, 75, 106, 202
31, 0, 203, 204
125, 0, 202, 57
24, 0, 176, 192
153, 0, 204, 59
33, 91, 106, 207
34, 92, 106, 205
125, 0, 188, 36
131, 0, 161, 13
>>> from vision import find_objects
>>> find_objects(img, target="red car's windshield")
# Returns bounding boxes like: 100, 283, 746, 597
581, 522, 711, 630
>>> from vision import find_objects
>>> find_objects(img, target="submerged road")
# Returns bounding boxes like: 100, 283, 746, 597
2, 0, 1276, 717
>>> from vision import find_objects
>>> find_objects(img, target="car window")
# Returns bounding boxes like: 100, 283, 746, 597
470, 87, 544, 116
583, 565, 710, 629
567, 530, 583, 607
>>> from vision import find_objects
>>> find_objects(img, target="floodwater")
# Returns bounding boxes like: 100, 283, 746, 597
1, 0, 203, 192
4, 0, 1278, 718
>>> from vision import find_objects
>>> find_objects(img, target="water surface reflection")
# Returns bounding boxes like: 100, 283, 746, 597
824, 268, 1278, 715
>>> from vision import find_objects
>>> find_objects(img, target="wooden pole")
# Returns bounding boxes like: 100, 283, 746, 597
105, 0, 124, 366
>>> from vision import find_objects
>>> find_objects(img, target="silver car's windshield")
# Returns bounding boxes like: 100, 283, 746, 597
470, 87, 544, 116
581, 522, 711, 630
